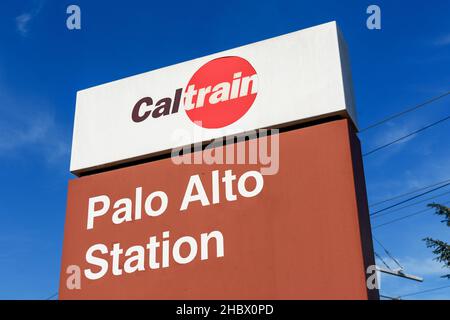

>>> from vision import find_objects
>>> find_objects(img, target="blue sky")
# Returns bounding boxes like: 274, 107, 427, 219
0, 0, 449, 299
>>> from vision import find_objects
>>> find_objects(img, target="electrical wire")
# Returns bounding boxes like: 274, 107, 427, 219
399, 284, 450, 298
373, 237, 403, 270
372, 200, 450, 229
359, 91, 450, 132
379, 294, 401, 300
370, 183, 450, 216
372, 190, 450, 219
375, 251, 393, 270
45, 292, 58, 300
369, 178, 450, 207
362, 115, 450, 157
373, 207, 433, 229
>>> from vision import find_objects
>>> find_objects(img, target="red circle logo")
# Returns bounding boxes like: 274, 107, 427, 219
184, 56, 258, 128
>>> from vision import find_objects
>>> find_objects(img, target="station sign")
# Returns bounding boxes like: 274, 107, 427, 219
60, 120, 376, 299
70, 21, 356, 175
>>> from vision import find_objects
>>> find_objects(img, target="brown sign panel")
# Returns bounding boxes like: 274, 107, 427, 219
59, 119, 377, 299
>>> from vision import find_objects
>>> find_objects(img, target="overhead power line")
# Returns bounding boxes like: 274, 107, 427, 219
363, 115, 450, 157
375, 251, 392, 270
373, 237, 403, 270
45, 291, 58, 300
373, 207, 430, 229
381, 285, 450, 300
372, 200, 450, 229
359, 91, 450, 132
370, 182, 450, 216
372, 189, 450, 219
379, 294, 401, 300
399, 284, 450, 298
369, 178, 450, 207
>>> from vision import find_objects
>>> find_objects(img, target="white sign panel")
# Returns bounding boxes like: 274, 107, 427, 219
70, 21, 357, 175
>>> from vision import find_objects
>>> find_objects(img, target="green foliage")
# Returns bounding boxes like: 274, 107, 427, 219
427, 203, 450, 227
423, 203, 450, 279
423, 237, 450, 279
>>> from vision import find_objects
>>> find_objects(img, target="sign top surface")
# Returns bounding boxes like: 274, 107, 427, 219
70, 21, 356, 175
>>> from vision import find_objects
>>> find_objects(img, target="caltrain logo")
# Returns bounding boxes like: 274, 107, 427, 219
131, 56, 258, 128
